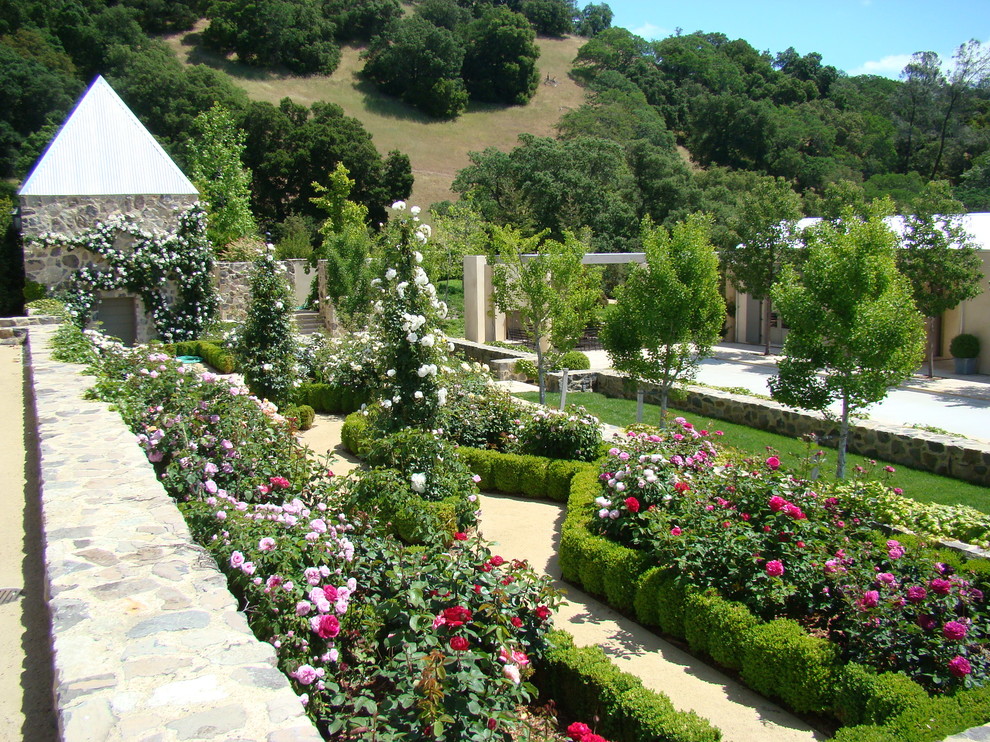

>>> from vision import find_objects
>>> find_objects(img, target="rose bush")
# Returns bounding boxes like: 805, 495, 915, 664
593, 423, 989, 692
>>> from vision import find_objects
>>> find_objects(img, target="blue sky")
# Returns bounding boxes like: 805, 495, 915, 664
605, 0, 990, 79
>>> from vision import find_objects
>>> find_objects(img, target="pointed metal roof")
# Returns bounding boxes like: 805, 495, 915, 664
18, 76, 198, 197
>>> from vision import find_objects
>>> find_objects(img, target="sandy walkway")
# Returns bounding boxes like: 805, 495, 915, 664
478, 493, 826, 742
296, 413, 363, 476
0, 344, 57, 741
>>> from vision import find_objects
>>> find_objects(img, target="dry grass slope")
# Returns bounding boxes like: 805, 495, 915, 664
165, 22, 588, 209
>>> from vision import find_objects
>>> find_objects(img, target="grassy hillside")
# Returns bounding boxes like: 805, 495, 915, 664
165, 22, 588, 210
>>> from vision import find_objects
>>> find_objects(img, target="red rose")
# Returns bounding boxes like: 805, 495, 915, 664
535, 605, 551, 620
449, 635, 469, 651
316, 614, 340, 639
489, 555, 505, 567
454, 532, 468, 541
674, 481, 690, 493
441, 606, 472, 627
511, 616, 523, 628
567, 722, 592, 740
624, 497, 640, 513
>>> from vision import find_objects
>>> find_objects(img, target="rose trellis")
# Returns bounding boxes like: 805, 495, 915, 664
30, 203, 217, 342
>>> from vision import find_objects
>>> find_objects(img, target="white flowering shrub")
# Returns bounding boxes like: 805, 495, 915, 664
370, 202, 453, 434
234, 245, 297, 405
32, 204, 217, 341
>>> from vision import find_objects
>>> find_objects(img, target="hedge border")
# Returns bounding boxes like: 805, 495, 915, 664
338, 413, 722, 741
451, 441, 990, 742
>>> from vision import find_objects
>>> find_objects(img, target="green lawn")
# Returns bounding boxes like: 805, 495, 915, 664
436, 279, 465, 338
516, 391, 990, 514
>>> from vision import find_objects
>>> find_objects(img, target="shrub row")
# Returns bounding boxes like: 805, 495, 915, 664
455, 446, 592, 502
172, 340, 236, 373
295, 382, 369, 414
339, 419, 990, 740
552, 459, 990, 739
537, 630, 721, 742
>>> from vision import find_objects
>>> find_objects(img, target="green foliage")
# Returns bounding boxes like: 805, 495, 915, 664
515, 405, 603, 462
172, 340, 236, 373
573, 3, 613, 37
537, 637, 722, 742
770, 201, 926, 477
462, 8, 540, 106
25, 298, 69, 318
234, 247, 297, 404
833, 663, 929, 727
438, 365, 523, 450
309, 164, 376, 325
362, 16, 468, 119
601, 214, 725, 417
721, 175, 803, 353
340, 411, 372, 457
740, 618, 839, 714
453, 134, 640, 252
50, 321, 99, 365
186, 104, 257, 251
555, 350, 591, 370
295, 383, 368, 414
241, 98, 410, 227
203, 0, 340, 75
488, 226, 600, 402
281, 403, 315, 430
0, 193, 24, 316
683, 590, 760, 670
950, 333, 980, 359
897, 181, 983, 371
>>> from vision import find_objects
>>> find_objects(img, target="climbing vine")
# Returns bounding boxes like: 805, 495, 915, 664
30, 204, 217, 342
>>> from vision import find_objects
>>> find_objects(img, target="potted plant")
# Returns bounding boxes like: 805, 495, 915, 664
949, 333, 981, 374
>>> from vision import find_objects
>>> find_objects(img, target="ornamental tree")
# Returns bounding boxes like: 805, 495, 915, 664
370, 202, 453, 434
235, 245, 297, 406
488, 226, 600, 404
186, 103, 258, 253
896, 180, 984, 377
769, 201, 926, 478
721, 175, 803, 355
310, 163, 376, 327
601, 213, 725, 421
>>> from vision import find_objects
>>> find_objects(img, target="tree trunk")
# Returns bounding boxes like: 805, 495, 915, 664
659, 384, 669, 428
836, 397, 851, 479
926, 316, 936, 378
535, 339, 546, 405
762, 297, 772, 355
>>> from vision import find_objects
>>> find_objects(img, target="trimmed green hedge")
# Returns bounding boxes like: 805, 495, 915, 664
295, 382, 368, 414
282, 404, 315, 430
338, 417, 990, 741
172, 340, 236, 373
537, 630, 721, 742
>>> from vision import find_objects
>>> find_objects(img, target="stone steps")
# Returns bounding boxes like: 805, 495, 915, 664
292, 311, 322, 335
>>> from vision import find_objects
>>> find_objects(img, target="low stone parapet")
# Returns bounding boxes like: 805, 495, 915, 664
24, 325, 321, 742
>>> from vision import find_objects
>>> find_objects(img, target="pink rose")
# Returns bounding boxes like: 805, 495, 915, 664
292, 664, 318, 685
229, 551, 244, 568
765, 560, 785, 577
766, 456, 781, 470
948, 655, 972, 678
943, 621, 968, 641
258, 537, 276, 551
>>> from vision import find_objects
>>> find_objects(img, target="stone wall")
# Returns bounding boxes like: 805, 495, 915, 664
24, 324, 321, 741
19, 194, 197, 343
19, 194, 198, 287
214, 259, 315, 324
592, 371, 990, 487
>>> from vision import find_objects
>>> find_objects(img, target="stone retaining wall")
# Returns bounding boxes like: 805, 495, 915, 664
24, 325, 321, 742
214, 259, 315, 323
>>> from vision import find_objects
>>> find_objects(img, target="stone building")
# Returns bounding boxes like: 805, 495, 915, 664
17, 75, 200, 344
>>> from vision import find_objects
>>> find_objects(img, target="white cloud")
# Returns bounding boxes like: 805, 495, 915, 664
632, 22, 670, 41
849, 53, 914, 78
